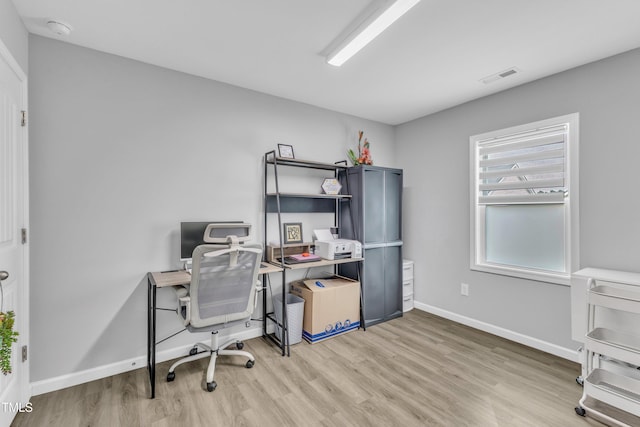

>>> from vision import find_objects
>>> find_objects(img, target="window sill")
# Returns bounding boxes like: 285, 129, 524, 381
471, 263, 570, 286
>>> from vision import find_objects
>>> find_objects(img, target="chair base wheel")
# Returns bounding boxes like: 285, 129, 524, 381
167, 372, 175, 382
246, 360, 255, 369
189, 347, 198, 356
575, 406, 586, 417
236, 342, 244, 350
206, 381, 217, 392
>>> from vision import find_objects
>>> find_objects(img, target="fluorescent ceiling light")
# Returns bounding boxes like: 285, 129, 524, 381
326, 0, 421, 67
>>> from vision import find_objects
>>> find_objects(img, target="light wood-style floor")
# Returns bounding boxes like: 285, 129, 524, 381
14, 310, 611, 426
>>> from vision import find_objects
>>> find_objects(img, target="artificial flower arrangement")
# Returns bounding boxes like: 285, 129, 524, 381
0, 311, 19, 375
348, 130, 373, 166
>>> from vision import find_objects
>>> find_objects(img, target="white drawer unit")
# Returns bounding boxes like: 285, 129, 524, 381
402, 260, 414, 281
402, 278, 413, 297
402, 260, 414, 312
403, 293, 414, 312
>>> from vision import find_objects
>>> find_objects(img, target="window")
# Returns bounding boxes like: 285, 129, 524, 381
470, 113, 579, 285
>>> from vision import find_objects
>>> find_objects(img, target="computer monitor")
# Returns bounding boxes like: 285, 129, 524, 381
180, 221, 248, 261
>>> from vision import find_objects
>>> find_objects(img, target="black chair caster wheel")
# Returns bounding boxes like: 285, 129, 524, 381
189, 347, 198, 356
246, 360, 255, 369
206, 381, 217, 392
236, 342, 244, 350
167, 372, 175, 382
574, 406, 586, 417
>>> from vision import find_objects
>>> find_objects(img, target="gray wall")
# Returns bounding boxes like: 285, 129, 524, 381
397, 47, 640, 351
0, 0, 28, 72
24, 26, 640, 385
28, 35, 396, 383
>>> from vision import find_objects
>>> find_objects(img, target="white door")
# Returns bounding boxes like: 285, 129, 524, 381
0, 41, 30, 426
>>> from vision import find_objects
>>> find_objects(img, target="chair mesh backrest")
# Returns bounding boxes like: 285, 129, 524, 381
189, 243, 262, 328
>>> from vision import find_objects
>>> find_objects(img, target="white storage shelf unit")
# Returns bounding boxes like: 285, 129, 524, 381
402, 260, 414, 312
573, 268, 640, 425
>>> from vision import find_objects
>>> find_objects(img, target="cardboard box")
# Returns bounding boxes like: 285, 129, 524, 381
290, 275, 360, 343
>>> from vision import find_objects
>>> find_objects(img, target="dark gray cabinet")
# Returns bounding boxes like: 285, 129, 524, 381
339, 165, 403, 327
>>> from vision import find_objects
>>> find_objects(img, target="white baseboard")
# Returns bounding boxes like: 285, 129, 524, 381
30, 327, 263, 396
413, 301, 579, 363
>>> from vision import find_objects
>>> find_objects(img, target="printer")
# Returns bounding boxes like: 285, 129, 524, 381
313, 229, 362, 260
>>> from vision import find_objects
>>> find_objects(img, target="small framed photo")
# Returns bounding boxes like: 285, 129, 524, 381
278, 144, 295, 159
283, 222, 303, 244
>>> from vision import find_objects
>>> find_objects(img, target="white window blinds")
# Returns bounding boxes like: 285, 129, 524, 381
476, 125, 567, 205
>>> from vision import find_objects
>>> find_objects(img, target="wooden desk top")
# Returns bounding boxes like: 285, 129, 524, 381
149, 263, 283, 288
149, 270, 190, 287
258, 262, 284, 275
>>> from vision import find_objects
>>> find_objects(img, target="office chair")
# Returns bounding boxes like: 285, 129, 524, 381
167, 224, 263, 392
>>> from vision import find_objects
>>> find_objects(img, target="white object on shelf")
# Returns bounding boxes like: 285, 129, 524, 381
321, 178, 342, 195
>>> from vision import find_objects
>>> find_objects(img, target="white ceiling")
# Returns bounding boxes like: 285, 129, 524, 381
12, 0, 640, 125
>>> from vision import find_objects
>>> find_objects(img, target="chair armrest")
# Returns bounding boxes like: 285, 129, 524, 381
178, 296, 191, 326
172, 285, 189, 298
254, 280, 262, 308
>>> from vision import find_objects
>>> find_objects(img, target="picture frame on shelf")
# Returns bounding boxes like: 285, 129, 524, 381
278, 144, 295, 159
283, 222, 303, 244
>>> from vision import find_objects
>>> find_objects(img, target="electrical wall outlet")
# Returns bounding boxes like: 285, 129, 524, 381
461, 283, 469, 296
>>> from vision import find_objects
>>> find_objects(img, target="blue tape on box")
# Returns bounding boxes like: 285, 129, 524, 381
302, 320, 360, 343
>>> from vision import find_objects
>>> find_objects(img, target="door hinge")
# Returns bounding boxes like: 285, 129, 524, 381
21, 110, 26, 127
22, 345, 27, 362
21, 228, 27, 244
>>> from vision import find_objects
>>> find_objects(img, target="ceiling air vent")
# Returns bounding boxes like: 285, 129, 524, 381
480, 67, 521, 84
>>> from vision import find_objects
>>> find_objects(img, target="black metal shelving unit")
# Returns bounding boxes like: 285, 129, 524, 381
262, 151, 362, 356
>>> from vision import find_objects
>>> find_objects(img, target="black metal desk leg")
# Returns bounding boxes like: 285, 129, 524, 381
147, 274, 157, 398
262, 273, 267, 338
